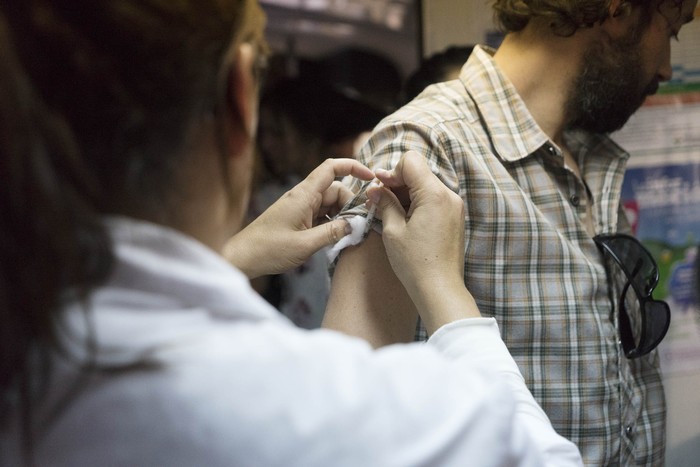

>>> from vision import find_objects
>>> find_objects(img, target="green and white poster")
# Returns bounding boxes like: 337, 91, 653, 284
613, 91, 700, 375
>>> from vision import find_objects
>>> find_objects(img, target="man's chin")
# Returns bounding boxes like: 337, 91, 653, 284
568, 112, 633, 134
645, 82, 660, 97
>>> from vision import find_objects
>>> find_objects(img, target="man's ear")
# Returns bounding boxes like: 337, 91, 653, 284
601, 0, 636, 38
228, 43, 258, 139
611, 0, 633, 18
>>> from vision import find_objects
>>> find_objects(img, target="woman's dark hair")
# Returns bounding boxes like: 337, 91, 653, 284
0, 0, 265, 458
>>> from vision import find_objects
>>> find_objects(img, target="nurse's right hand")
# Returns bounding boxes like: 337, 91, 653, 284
367, 151, 480, 334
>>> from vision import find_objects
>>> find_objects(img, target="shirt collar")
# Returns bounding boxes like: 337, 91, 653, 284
58, 217, 285, 366
460, 46, 550, 162
102, 216, 281, 323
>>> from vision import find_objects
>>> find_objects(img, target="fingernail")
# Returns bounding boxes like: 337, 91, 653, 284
343, 220, 352, 235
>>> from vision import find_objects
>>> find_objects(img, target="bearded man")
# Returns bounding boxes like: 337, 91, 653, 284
323, 0, 697, 465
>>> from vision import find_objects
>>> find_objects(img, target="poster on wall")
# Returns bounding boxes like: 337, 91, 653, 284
611, 92, 700, 375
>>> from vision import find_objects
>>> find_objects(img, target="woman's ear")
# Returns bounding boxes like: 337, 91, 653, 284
228, 42, 259, 140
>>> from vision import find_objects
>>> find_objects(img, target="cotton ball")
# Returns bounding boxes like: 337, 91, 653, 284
327, 215, 371, 262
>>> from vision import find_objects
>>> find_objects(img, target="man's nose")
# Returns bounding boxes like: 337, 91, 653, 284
658, 47, 673, 83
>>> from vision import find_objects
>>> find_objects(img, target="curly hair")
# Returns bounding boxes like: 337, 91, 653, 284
491, 0, 684, 37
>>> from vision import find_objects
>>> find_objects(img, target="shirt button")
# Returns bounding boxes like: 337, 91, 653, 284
547, 145, 556, 155
570, 194, 580, 206
625, 425, 633, 435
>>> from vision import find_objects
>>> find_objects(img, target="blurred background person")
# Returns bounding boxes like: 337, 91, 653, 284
402, 45, 474, 103
249, 48, 401, 327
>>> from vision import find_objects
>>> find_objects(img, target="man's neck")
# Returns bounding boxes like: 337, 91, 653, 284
493, 27, 589, 143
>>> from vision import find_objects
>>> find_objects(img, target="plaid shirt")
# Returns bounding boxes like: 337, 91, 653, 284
339, 46, 666, 466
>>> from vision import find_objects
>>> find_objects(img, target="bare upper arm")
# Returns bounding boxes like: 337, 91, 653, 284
322, 231, 418, 348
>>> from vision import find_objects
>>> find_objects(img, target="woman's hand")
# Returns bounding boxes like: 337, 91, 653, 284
224, 158, 374, 278
367, 150, 480, 333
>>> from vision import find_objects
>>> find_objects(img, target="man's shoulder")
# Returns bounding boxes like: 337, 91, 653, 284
393, 80, 480, 128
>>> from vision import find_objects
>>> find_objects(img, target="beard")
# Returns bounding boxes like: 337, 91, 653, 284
565, 26, 658, 134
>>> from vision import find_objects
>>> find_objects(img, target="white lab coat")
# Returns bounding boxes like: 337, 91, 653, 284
1, 217, 582, 467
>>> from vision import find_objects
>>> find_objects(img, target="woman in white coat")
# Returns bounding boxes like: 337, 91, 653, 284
0, 1, 582, 465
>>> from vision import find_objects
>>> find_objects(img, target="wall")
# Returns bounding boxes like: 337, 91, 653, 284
420, 2, 700, 465
666, 371, 700, 466
262, 2, 421, 80
421, 0, 493, 56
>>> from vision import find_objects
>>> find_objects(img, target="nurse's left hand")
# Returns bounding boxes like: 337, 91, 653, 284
224, 158, 374, 278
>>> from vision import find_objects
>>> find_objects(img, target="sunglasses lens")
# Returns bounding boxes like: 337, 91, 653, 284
638, 300, 671, 356
620, 297, 671, 358
601, 236, 658, 295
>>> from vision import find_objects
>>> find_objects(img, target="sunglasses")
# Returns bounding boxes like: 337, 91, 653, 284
593, 234, 671, 359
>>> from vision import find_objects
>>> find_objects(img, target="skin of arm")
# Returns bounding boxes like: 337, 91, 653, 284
323, 232, 419, 347
324, 151, 478, 345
